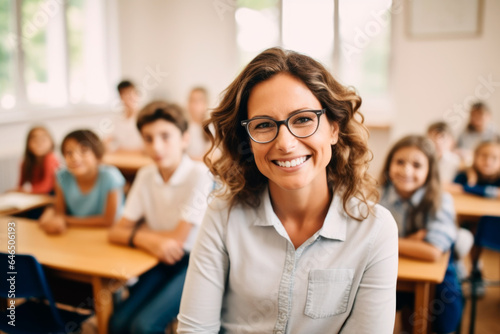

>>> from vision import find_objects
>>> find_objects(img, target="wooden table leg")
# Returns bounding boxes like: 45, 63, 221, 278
92, 276, 114, 334
412, 282, 430, 334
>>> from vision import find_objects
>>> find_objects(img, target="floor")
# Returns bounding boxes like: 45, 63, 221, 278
78, 250, 500, 334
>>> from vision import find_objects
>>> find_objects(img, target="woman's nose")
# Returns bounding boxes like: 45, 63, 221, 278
274, 124, 297, 153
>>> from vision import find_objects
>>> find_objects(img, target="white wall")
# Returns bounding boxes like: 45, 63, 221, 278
390, 0, 500, 142
116, 0, 238, 108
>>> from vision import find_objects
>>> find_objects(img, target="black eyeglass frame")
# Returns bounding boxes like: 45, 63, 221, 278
240, 109, 326, 144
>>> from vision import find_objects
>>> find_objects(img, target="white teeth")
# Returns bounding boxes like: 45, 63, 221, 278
276, 157, 307, 168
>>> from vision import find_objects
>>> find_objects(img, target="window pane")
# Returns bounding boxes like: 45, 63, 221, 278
282, 0, 334, 69
338, 0, 392, 100
236, 0, 280, 67
22, 0, 66, 106
67, 0, 109, 104
0, 0, 16, 110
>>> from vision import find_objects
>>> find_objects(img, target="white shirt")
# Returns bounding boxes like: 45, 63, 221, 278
186, 122, 209, 159
178, 189, 399, 333
111, 114, 144, 151
122, 155, 213, 251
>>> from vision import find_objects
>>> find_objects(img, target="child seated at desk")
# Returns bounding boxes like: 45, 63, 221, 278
39, 129, 125, 234
457, 102, 500, 166
427, 121, 461, 185
105, 80, 144, 153
185, 86, 210, 161
18, 125, 59, 194
379, 135, 462, 334
108, 101, 213, 334
450, 140, 500, 294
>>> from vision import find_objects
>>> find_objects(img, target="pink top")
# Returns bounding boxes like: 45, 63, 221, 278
19, 152, 60, 194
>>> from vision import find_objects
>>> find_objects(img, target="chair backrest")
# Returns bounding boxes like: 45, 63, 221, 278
475, 216, 500, 252
0, 252, 65, 327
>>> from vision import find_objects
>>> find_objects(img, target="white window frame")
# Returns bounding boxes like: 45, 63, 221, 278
1, 0, 120, 125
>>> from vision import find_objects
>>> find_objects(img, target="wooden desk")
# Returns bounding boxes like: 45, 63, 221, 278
398, 252, 450, 334
102, 152, 153, 180
452, 193, 500, 217
0, 217, 158, 334
0, 192, 54, 216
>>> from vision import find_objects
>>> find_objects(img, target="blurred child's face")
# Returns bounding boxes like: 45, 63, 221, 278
470, 109, 490, 132
474, 144, 500, 177
427, 131, 454, 158
29, 129, 53, 157
389, 146, 429, 199
187, 90, 208, 123
63, 139, 99, 177
141, 119, 188, 172
119, 87, 139, 111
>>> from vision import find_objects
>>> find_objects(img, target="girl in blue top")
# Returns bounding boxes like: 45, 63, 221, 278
379, 135, 462, 334
39, 129, 125, 234
451, 140, 500, 290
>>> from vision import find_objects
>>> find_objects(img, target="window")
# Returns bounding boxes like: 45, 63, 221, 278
1, 0, 113, 113
235, 0, 393, 120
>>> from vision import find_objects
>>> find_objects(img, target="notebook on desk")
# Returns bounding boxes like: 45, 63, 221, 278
0, 192, 53, 214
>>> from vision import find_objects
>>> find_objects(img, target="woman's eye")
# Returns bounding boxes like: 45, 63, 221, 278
293, 117, 313, 124
255, 121, 273, 129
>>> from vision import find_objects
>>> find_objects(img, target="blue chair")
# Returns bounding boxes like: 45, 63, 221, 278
0, 253, 92, 333
468, 216, 500, 334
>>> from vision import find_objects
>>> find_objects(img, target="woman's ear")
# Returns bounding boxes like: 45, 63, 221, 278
330, 122, 339, 145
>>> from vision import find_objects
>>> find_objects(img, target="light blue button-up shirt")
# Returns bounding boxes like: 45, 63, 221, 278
178, 188, 399, 333
379, 184, 457, 252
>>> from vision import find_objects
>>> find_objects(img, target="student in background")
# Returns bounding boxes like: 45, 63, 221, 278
452, 140, 500, 198
185, 86, 210, 161
18, 125, 59, 194
457, 102, 500, 166
178, 47, 398, 333
108, 101, 213, 334
106, 80, 144, 153
427, 121, 461, 185
450, 140, 500, 294
39, 129, 125, 234
379, 135, 462, 334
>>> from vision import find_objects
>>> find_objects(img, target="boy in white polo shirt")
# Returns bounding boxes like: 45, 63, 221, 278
108, 101, 213, 334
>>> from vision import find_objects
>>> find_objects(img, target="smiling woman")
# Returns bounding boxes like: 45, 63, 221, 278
177, 47, 399, 333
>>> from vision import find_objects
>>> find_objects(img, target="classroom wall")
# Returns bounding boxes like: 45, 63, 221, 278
116, 0, 239, 109
390, 0, 500, 142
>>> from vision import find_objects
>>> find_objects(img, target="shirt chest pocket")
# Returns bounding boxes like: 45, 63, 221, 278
305, 268, 354, 319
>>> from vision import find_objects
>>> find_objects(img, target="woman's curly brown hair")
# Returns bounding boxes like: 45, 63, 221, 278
204, 47, 378, 220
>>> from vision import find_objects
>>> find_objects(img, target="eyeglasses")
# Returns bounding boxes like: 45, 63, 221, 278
241, 109, 326, 144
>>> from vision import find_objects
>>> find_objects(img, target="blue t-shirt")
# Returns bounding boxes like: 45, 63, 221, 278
56, 165, 125, 219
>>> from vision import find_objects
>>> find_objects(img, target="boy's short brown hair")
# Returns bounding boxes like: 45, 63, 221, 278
427, 121, 454, 137
61, 129, 105, 159
136, 101, 188, 134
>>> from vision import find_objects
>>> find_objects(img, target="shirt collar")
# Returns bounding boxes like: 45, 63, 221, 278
153, 154, 194, 185
384, 183, 426, 207
254, 187, 347, 242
